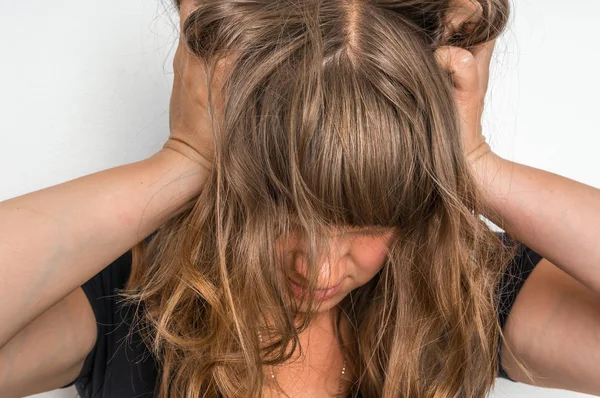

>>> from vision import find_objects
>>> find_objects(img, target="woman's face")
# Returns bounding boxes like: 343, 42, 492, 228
277, 227, 398, 313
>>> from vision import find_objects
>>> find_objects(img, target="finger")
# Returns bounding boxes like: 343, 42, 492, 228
178, 0, 197, 34
443, 0, 483, 42
471, 39, 497, 91
471, 39, 496, 69
173, 0, 198, 72
434, 46, 479, 94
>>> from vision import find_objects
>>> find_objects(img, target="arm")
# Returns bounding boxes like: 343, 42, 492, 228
0, 287, 96, 397
471, 152, 600, 295
0, 149, 208, 349
434, 32, 600, 295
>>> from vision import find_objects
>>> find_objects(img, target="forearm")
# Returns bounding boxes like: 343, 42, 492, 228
472, 153, 600, 294
0, 149, 208, 348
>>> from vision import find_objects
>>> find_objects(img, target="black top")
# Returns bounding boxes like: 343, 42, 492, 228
60, 232, 543, 397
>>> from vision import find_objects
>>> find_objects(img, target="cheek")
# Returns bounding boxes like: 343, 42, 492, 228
275, 234, 301, 264
350, 237, 392, 279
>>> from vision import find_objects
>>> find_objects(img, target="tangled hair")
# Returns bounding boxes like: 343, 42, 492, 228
119, 0, 530, 396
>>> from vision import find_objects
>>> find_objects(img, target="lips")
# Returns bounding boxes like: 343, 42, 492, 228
288, 278, 344, 301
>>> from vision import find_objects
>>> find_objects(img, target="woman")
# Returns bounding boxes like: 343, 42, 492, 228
1, 0, 599, 397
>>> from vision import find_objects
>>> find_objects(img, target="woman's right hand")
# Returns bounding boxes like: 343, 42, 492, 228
162, 0, 229, 172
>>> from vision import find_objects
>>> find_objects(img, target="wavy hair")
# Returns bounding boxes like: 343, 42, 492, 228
119, 0, 529, 396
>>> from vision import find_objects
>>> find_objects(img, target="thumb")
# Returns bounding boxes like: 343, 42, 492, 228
434, 46, 479, 98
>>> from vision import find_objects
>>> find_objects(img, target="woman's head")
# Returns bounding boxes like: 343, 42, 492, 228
123, 0, 524, 397
278, 225, 398, 313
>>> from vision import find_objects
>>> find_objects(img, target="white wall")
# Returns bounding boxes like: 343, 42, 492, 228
0, 0, 598, 397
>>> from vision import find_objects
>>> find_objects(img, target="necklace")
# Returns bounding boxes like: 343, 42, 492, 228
257, 330, 347, 397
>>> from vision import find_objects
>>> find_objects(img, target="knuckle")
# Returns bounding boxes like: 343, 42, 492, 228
455, 51, 475, 67
445, 46, 473, 62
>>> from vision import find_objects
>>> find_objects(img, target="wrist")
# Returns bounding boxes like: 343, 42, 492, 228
467, 150, 510, 224
465, 140, 491, 168
468, 149, 504, 184
161, 137, 213, 174
146, 149, 210, 216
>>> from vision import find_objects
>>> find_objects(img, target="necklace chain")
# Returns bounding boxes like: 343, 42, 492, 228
257, 330, 347, 397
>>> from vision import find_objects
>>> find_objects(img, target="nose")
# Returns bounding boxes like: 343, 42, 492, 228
291, 238, 348, 289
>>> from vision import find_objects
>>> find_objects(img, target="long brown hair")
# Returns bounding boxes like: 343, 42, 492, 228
119, 0, 529, 396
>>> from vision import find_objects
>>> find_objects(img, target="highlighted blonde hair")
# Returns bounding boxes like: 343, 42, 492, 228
121, 0, 528, 396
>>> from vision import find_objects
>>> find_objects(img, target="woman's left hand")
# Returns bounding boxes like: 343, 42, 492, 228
434, 39, 497, 167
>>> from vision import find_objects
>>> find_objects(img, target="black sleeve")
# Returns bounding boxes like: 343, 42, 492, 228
495, 231, 544, 381
59, 249, 134, 391
60, 233, 160, 392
